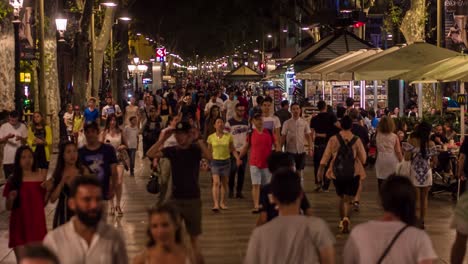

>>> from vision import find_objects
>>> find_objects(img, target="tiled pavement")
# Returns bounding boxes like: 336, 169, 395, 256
0, 153, 463, 263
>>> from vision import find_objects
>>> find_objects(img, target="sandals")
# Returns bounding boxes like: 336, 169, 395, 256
352, 201, 360, 212
251, 208, 260, 214
116, 206, 123, 216
212, 207, 220, 213
220, 205, 228, 210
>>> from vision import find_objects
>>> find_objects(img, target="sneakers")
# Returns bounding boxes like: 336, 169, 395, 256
339, 217, 351, 234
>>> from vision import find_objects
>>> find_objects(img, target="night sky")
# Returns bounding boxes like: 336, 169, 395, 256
129, 0, 274, 59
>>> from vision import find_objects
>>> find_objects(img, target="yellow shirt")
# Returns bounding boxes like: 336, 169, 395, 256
73, 116, 84, 133
207, 133, 233, 160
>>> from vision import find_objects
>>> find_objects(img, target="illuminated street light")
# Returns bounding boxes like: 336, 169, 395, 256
101, 0, 117, 7
301, 27, 310, 31
55, 14, 68, 42
267, 34, 272, 38
9, 0, 24, 22
133, 57, 140, 65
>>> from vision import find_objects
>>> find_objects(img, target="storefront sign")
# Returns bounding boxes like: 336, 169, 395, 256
457, 93, 467, 105
156, 48, 166, 62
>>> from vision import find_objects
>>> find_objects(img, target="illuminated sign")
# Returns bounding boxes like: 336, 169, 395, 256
20, 72, 31, 83
156, 48, 166, 62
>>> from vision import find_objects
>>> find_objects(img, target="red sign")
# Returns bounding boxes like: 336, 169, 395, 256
156, 48, 166, 62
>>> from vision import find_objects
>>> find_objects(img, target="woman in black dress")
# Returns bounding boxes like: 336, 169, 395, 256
49, 142, 90, 228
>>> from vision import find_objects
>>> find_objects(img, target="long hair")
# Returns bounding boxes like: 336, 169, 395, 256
377, 116, 395, 134
146, 203, 184, 248
380, 175, 417, 226
412, 122, 432, 158
208, 105, 221, 120
104, 115, 121, 133
52, 142, 84, 188
32, 112, 46, 133
10, 146, 37, 209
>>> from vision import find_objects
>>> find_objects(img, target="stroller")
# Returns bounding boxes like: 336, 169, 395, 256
430, 150, 460, 200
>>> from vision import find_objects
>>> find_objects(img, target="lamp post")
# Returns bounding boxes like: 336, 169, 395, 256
55, 15, 68, 42
128, 57, 148, 94
10, 0, 23, 114
109, 12, 131, 100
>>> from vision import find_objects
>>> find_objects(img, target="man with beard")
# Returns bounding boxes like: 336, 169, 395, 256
44, 176, 128, 264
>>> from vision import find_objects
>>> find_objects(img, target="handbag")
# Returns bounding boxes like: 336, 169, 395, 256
146, 169, 160, 194
377, 225, 409, 264
396, 160, 412, 178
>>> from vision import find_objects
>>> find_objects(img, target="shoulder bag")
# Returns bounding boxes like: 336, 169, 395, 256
377, 225, 409, 264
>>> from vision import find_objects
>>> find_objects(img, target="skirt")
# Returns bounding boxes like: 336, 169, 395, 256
211, 159, 231, 177
375, 152, 399, 180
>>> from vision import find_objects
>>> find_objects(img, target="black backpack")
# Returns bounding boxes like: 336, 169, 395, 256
333, 134, 358, 180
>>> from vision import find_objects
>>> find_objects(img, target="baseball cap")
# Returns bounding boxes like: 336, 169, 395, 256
174, 121, 191, 133
83, 121, 99, 132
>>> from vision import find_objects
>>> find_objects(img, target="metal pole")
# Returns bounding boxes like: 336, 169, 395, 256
462, 82, 465, 140
373, 80, 378, 111
437, 0, 442, 47
399, 80, 404, 117
91, 12, 96, 98
13, 21, 21, 114
418, 83, 423, 118
110, 25, 114, 99
38, 0, 46, 114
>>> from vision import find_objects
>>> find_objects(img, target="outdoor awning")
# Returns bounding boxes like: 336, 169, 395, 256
347, 42, 460, 80
282, 29, 374, 72
224, 65, 262, 81
296, 48, 383, 81
389, 55, 468, 83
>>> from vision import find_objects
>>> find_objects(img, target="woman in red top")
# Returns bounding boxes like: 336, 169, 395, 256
3, 146, 47, 261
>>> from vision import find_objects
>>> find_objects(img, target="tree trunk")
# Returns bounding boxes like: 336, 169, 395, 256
89, 8, 114, 99
71, 0, 93, 107
400, 0, 426, 44
43, 0, 60, 149
0, 2, 16, 112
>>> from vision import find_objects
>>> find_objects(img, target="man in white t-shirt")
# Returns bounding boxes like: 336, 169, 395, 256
261, 96, 281, 149
0, 111, 28, 179
222, 91, 238, 121
245, 169, 335, 264
101, 96, 122, 121
204, 91, 224, 116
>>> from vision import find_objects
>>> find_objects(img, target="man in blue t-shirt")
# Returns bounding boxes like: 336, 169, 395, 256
78, 121, 117, 218
83, 97, 100, 123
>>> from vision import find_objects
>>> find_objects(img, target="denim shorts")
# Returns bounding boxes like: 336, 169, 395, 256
211, 159, 231, 177
250, 166, 272, 185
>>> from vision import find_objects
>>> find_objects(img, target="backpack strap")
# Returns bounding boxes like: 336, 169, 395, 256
348, 136, 358, 147
336, 133, 346, 147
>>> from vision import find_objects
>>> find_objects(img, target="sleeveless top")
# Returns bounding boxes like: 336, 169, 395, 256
104, 131, 122, 150
144, 249, 192, 264
376, 133, 397, 153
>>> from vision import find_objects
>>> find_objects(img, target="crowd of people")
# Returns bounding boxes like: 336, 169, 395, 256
1, 79, 468, 264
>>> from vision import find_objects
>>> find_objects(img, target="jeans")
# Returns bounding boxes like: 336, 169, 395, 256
313, 143, 331, 190
229, 154, 247, 194
127, 148, 137, 174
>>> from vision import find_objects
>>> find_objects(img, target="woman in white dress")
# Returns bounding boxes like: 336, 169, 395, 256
402, 122, 437, 229
101, 115, 128, 216
375, 116, 403, 191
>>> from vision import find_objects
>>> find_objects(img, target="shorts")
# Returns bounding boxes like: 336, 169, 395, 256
333, 176, 360, 197
172, 199, 202, 237
288, 152, 306, 170
211, 159, 231, 177
250, 166, 272, 185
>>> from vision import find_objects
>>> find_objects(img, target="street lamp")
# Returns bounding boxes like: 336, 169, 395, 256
9, 0, 23, 22
133, 57, 140, 65
109, 12, 131, 101
55, 15, 68, 42
10, 0, 24, 113
101, 0, 117, 7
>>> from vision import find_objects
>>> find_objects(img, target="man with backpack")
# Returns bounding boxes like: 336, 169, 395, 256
239, 110, 280, 214
318, 116, 367, 233
101, 96, 123, 124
